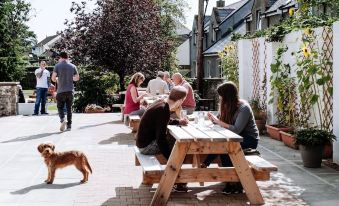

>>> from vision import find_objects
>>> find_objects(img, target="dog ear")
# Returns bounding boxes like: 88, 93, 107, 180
37, 144, 44, 153
51, 144, 55, 151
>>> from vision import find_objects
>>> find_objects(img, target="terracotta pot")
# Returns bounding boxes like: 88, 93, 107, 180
322, 143, 333, 159
280, 131, 298, 149
255, 119, 266, 135
265, 124, 292, 141
300, 145, 323, 168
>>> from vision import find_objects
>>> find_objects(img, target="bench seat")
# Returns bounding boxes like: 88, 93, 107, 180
112, 104, 125, 121
133, 146, 277, 185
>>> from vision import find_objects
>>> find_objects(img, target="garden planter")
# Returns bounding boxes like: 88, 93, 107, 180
299, 145, 323, 168
322, 143, 333, 159
255, 119, 266, 135
280, 131, 298, 149
266, 125, 292, 141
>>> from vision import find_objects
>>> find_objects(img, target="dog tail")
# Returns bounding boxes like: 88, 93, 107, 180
85, 156, 92, 174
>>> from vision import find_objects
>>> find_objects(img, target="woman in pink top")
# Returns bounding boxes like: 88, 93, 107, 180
124, 72, 147, 116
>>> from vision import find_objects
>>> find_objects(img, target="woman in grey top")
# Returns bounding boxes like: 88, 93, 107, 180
202, 81, 259, 194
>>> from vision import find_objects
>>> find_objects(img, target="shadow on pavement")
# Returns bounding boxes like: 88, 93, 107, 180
78, 120, 121, 130
98, 133, 135, 145
1, 132, 62, 143
11, 182, 81, 195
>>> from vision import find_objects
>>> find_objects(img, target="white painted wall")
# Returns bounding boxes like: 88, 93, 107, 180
333, 21, 339, 164
238, 39, 253, 100
176, 39, 190, 66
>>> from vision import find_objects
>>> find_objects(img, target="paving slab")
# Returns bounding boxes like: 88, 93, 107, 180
0, 113, 338, 205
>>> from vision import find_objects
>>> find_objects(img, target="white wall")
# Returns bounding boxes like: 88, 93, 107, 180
176, 39, 190, 66
238, 39, 253, 100
333, 21, 339, 164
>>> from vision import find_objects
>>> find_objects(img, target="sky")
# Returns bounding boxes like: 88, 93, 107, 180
27, 0, 238, 42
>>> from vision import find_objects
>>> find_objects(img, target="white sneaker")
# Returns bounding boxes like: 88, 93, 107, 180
60, 120, 67, 132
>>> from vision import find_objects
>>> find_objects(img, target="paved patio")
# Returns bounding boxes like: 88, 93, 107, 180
0, 113, 338, 206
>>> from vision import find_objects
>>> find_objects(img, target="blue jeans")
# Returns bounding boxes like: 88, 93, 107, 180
34, 87, 48, 114
203, 135, 258, 167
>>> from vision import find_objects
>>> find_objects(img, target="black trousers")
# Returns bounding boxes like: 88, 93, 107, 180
56, 92, 73, 126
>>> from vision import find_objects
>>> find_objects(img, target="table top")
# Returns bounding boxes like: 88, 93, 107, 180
167, 122, 243, 142
143, 95, 168, 105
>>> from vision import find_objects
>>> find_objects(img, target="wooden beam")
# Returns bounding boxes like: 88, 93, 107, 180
151, 142, 190, 206
142, 168, 270, 184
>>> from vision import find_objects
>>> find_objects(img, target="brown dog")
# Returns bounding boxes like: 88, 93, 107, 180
39, 147, 92, 184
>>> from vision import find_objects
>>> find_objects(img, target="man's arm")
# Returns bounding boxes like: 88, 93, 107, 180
51, 71, 57, 82
35, 69, 43, 78
73, 66, 79, 81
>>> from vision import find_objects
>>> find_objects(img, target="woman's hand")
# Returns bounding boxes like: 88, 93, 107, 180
179, 118, 189, 126
208, 112, 220, 124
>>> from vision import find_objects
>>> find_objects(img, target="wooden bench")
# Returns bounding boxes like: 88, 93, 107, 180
112, 104, 125, 121
134, 146, 277, 185
129, 115, 141, 133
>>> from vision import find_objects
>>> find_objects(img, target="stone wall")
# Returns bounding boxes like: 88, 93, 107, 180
0, 82, 19, 116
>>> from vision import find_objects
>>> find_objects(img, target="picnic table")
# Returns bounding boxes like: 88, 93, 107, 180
149, 121, 276, 206
142, 94, 168, 107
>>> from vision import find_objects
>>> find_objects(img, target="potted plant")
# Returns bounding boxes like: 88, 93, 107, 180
249, 98, 266, 134
295, 128, 335, 168
280, 130, 298, 149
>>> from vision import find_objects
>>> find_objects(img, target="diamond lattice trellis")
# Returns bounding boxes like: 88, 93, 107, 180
321, 26, 333, 132
251, 39, 260, 101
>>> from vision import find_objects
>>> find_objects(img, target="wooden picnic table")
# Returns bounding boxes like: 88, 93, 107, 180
142, 95, 168, 107
150, 121, 266, 206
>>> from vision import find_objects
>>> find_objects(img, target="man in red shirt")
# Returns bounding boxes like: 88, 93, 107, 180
172, 73, 196, 114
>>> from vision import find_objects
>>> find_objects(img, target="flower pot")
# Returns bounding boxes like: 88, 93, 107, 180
265, 125, 292, 141
299, 145, 323, 168
255, 119, 266, 135
280, 131, 298, 149
322, 143, 333, 159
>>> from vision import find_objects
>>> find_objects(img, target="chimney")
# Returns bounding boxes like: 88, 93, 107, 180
216, 0, 225, 7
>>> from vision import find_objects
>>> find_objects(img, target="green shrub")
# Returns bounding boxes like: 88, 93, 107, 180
73, 66, 120, 112
295, 128, 336, 147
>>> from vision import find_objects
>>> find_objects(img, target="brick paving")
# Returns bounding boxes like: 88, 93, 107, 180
0, 113, 337, 205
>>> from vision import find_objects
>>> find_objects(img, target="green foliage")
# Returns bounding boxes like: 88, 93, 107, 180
249, 98, 266, 120
0, 0, 36, 81
270, 46, 298, 127
218, 42, 239, 86
73, 66, 120, 112
295, 128, 336, 146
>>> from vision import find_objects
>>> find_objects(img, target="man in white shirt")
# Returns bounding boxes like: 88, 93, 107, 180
33, 61, 50, 115
146, 71, 169, 95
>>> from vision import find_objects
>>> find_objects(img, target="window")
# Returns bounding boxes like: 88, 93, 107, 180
217, 58, 223, 78
256, 10, 262, 31
206, 60, 211, 78
212, 28, 216, 42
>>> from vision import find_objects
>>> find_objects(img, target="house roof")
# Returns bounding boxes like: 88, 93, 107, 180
36, 34, 59, 47
219, 0, 253, 26
203, 35, 232, 55
215, 8, 235, 23
176, 22, 191, 36
265, 0, 296, 15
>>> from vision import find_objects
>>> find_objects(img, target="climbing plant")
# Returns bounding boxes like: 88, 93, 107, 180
218, 42, 239, 86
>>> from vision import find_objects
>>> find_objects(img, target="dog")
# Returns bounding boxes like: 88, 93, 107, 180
38, 144, 92, 184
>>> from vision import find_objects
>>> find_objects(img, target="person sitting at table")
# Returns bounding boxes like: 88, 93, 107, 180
172, 73, 196, 115
201, 81, 259, 195
146, 71, 169, 95
124, 72, 147, 119
136, 86, 189, 192
163, 71, 174, 91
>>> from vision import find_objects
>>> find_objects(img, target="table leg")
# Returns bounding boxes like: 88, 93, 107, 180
150, 142, 190, 206
227, 142, 264, 205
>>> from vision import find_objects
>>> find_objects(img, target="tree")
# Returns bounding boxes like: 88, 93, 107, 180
54, 0, 186, 89
0, 0, 35, 81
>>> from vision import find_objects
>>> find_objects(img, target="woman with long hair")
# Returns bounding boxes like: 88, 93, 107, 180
124, 72, 147, 117
202, 81, 259, 194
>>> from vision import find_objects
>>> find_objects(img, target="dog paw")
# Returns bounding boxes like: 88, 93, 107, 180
44, 180, 49, 183
46, 181, 53, 184
80, 180, 87, 184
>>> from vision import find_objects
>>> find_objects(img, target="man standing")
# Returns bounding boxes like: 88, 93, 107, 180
172, 73, 196, 114
51, 52, 79, 131
146, 71, 169, 95
33, 61, 50, 115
